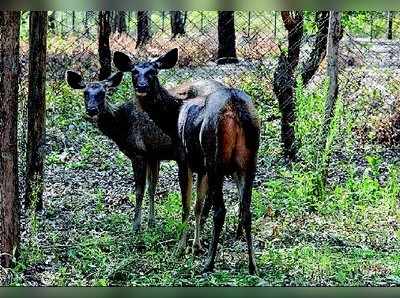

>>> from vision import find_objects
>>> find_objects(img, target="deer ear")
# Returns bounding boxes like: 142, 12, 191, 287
154, 48, 178, 69
66, 71, 86, 89
105, 72, 124, 88
113, 51, 133, 72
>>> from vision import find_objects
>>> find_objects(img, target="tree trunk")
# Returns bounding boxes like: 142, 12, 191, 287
301, 11, 329, 86
115, 11, 127, 34
84, 11, 90, 36
200, 11, 204, 32
273, 11, 304, 162
170, 11, 187, 38
161, 11, 165, 32
72, 11, 75, 32
387, 11, 394, 40
0, 11, 20, 268
25, 12, 48, 212
320, 11, 341, 152
136, 11, 151, 48
217, 11, 238, 64
98, 11, 112, 81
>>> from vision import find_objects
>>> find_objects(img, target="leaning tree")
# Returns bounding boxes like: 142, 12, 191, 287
273, 11, 304, 162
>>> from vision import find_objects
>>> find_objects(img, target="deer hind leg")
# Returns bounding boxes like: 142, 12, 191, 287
233, 172, 245, 240
146, 160, 160, 228
200, 186, 212, 229
175, 164, 193, 256
203, 172, 225, 273
132, 156, 147, 232
193, 172, 208, 255
240, 169, 258, 275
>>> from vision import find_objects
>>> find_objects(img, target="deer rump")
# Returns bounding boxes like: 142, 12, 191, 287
178, 88, 260, 174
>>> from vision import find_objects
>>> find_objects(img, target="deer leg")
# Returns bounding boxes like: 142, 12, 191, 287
193, 172, 208, 255
175, 164, 193, 256
203, 173, 225, 273
240, 170, 258, 275
200, 186, 212, 229
147, 160, 160, 228
233, 172, 244, 240
132, 157, 147, 232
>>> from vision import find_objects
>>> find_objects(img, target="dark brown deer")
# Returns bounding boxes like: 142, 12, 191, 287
65, 70, 177, 232
114, 49, 260, 274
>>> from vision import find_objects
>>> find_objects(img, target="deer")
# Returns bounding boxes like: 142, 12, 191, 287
113, 48, 261, 274
65, 70, 222, 254
65, 70, 175, 232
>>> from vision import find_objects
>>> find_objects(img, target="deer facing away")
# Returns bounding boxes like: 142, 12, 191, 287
114, 48, 261, 274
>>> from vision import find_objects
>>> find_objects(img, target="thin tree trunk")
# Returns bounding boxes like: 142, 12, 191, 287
110, 11, 116, 33
98, 11, 112, 81
128, 11, 131, 32
387, 11, 394, 40
115, 11, 127, 34
72, 11, 75, 32
0, 11, 21, 268
247, 11, 251, 37
272, 11, 304, 162
217, 11, 238, 64
370, 12, 374, 40
200, 11, 204, 32
170, 11, 187, 38
84, 11, 90, 37
25, 11, 48, 212
301, 11, 330, 86
320, 11, 341, 152
161, 11, 165, 32
136, 11, 151, 48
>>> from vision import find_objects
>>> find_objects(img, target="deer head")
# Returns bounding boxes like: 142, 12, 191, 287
65, 71, 123, 119
113, 48, 178, 97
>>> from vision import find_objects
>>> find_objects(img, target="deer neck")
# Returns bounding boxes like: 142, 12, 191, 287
96, 101, 128, 145
136, 82, 183, 140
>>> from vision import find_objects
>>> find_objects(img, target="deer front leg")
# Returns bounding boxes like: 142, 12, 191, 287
175, 164, 193, 256
193, 173, 208, 255
132, 157, 147, 232
146, 160, 160, 228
